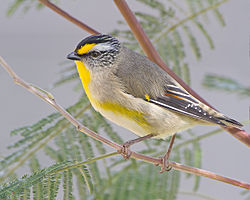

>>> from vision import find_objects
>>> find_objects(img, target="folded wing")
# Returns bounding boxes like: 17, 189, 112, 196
147, 84, 242, 127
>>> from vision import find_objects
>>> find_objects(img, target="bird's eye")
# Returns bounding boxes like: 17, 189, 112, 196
91, 51, 100, 58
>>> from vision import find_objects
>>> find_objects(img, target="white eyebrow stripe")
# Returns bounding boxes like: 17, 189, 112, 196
91, 43, 113, 52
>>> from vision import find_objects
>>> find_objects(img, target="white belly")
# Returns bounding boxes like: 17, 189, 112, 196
97, 107, 151, 137
92, 98, 197, 140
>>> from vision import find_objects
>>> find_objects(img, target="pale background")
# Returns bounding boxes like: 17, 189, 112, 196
0, 1, 249, 199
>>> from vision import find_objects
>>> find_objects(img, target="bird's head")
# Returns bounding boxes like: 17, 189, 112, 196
67, 34, 121, 69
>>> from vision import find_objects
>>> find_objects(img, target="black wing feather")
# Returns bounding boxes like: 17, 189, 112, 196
148, 92, 227, 126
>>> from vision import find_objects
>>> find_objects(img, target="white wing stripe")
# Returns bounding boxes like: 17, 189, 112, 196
149, 99, 199, 118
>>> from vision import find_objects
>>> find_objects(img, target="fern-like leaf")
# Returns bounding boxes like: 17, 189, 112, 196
0, 162, 69, 199
203, 74, 250, 97
63, 170, 73, 200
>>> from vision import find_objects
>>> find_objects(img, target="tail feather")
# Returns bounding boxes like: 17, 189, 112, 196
217, 116, 243, 129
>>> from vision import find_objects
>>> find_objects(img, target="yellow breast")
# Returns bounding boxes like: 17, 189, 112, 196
75, 61, 149, 129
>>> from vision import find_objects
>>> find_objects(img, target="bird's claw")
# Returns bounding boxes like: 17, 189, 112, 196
159, 157, 172, 173
118, 143, 132, 159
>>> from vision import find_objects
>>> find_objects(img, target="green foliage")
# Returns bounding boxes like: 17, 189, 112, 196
52, 63, 80, 89
106, 163, 180, 200
7, 0, 52, 16
63, 170, 73, 200
0, 153, 180, 200
0, 162, 69, 199
203, 74, 250, 97
0, 96, 90, 177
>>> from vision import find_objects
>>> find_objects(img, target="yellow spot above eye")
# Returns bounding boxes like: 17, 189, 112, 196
77, 43, 96, 55
145, 94, 150, 101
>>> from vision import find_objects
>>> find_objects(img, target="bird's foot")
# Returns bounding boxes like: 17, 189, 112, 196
117, 142, 132, 159
159, 156, 172, 173
117, 134, 155, 159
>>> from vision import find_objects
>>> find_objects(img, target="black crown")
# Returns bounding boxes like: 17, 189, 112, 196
76, 34, 119, 50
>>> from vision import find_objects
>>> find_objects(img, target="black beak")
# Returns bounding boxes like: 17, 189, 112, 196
67, 52, 81, 61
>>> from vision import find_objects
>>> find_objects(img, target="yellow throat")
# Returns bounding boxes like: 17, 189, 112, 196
75, 61, 92, 100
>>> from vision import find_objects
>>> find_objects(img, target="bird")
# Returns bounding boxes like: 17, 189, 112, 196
67, 34, 243, 170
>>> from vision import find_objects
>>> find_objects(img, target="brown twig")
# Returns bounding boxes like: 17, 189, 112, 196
113, 0, 250, 147
38, 0, 99, 34
1, 57, 250, 189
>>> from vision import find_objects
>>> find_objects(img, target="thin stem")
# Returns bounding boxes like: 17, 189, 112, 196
153, 0, 228, 43
1, 57, 250, 189
38, 0, 99, 34
78, 167, 92, 194
171, 161, 249, 189
55, 152, 119, 173
179, 191, 218, 200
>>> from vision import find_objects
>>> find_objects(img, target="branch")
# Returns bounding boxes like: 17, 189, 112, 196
1, 57, 250, 189
113, 0, 250, 147
38, 0, 99, 34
